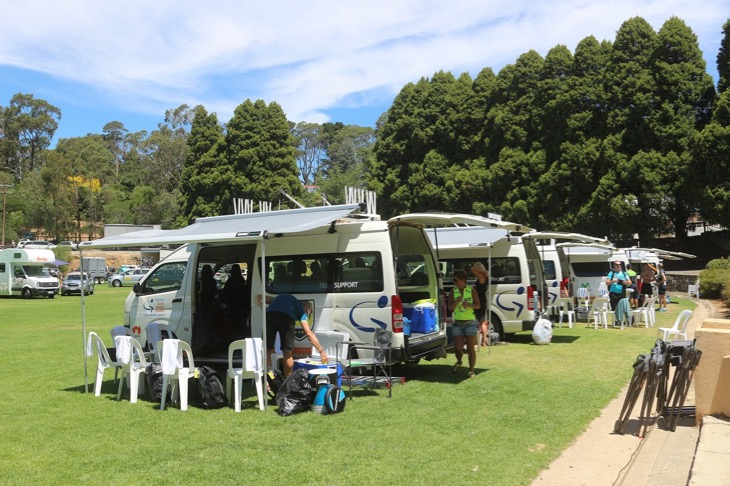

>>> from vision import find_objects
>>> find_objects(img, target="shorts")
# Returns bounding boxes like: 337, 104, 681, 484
658, 285, 667, 295
452, 320, 478, 337
266, 311, 295, 352
640, 283, 653, 295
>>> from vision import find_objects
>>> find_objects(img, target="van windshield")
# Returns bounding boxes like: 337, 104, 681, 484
22, 266, 51, 277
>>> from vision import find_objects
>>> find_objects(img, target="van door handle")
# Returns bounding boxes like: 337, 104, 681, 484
172, 298, 182, 303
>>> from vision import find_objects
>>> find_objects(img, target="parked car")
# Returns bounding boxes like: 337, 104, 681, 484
108, 267, 150, 287
22, 240, 56, 249
61, 272, 94, 296
57, 241, 78, 250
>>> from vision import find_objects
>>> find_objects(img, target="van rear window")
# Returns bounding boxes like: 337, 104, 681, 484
264, 252, 383, 294
572, 262, 610, 277
543, 260, 557, 280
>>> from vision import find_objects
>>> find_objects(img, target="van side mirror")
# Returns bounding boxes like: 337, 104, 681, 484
133, 283, 141, 294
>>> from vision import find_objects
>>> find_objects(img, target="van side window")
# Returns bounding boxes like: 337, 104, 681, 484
490, 257, 521, 284
264, 252, 383, 294
0, 263, 5, 272
139, 262, 187, 294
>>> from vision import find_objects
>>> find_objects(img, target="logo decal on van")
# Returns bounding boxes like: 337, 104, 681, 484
348, 299, 387, 332
496, 287, 525, 317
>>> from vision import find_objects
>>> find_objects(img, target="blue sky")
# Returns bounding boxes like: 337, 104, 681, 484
1, 1, 727, 144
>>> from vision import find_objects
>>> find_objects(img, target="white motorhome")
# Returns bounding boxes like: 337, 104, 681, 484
525, 233, 612, 308
80, 204, 449, 364
558, 243, 627, 297
419, 217, 545, 340
0, 248, 60, 298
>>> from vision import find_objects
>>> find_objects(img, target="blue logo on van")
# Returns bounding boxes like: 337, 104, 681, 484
496, 287, 525, 317
349, 297, 388, 332
549, 281, 559, 304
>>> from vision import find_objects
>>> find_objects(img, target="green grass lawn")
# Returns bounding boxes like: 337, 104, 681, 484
0, 287, 694, 485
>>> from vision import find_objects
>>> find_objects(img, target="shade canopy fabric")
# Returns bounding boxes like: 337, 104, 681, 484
79, 204, 363, 249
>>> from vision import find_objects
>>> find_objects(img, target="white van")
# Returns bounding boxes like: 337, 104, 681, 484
558, 243, 627, 297
0, 248, 60, 298
421, 220, 545, 340
525, 233, 612, 308
80, 204, 448, 364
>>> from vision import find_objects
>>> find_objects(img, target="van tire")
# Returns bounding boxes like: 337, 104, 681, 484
491, 317, 505, 341
22, 288, 32, 299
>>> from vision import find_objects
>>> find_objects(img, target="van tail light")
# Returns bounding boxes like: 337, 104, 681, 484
392, 295, 404, 333
527, 286, 535, 311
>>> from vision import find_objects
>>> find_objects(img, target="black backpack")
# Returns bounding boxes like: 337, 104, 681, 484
145, 362, 165, 402
196, 366, 227, 409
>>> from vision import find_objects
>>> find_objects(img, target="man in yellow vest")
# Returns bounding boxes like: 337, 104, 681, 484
449, 270, 481, 378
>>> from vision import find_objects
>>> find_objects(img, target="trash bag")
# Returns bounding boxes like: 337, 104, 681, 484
275, 368, 317, 416
145, 362, 165, 402
532, 318, 553, 345
267, 367, 285, 398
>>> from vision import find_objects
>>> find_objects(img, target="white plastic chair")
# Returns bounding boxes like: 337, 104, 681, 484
657, 310, 693, 341
160, 339, 197, 411
226, 339, 265, 412
631, 296, 656, 328
110, 326, 133, 382
591, 297, 613, 329
115, 336, 149, 403
87, 332, 123, 396
556, 298, 575, 329
688, 280, 700, 298
146, 322, 178, 362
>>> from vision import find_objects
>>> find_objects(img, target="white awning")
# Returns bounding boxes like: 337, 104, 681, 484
389, 212, 530, 233
79, 204, 363, 249
523, 232, 611, 245
623, 247, 696, 261
424, 226, 511, 248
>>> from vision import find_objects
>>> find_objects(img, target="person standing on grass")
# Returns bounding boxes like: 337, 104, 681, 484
638, 262, 657, 307
626, 263, 638, 309
656, 263, 668, 312
471, 262, 490, 347
258, 293, 327, 377
605, 261, 631, 311
450, 270, 480, 378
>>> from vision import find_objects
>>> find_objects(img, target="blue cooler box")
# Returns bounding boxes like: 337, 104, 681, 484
292, 359, 344, 386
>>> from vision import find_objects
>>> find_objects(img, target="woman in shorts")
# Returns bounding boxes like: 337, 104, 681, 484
449, 270, 481, 378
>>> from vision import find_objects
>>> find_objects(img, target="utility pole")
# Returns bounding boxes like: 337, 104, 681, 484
1, 184, 12, 247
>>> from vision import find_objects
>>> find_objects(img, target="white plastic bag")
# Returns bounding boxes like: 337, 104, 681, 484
532, 318, 553, 345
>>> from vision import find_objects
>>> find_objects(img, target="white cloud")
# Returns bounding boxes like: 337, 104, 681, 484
1, 0, 726, 127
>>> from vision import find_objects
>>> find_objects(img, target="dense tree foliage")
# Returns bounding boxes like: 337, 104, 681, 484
370, 16, 721, 242
1, 15, 729, 245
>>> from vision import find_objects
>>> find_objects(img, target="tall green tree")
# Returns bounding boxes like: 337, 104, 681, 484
0, 93, 61, 180
225, 99, 300, 209
718, 19, 730, 94
178, 106, 226, 223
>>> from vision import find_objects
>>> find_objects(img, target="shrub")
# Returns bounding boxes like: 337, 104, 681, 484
699, 258, 730, 299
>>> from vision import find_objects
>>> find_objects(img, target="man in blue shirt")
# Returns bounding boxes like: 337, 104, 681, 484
605, 261, 631, 310
260, 293, 327, 376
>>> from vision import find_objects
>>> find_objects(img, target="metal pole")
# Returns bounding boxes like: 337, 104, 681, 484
260, 238, 268, 411
80, 249, 88, 393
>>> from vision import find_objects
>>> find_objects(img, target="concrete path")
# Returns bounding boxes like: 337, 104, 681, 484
533, 297, 725, 486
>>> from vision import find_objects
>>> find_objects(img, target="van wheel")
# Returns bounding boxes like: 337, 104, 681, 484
490, 317, 505, 341
21, 288, 32, 299
112, 280, 122, 287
